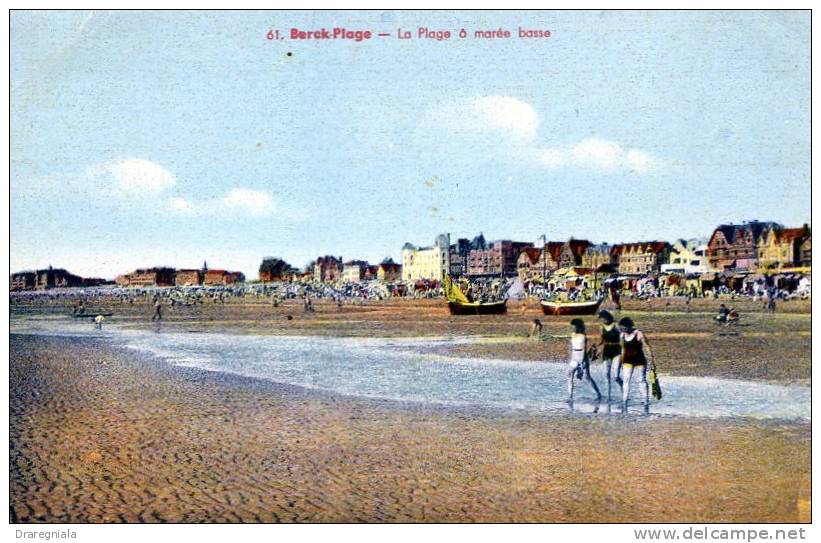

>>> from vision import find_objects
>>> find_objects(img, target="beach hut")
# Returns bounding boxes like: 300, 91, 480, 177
698, 272, 717, 293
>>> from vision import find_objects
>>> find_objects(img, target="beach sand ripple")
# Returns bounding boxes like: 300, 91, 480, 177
10, 334, 810, 523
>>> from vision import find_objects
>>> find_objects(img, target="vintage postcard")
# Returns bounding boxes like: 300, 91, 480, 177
8, 8, 812, 531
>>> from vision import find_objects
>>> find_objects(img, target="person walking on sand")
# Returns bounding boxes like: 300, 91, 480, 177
618, 317, 656, 411
567, 318, 602, 403
529, 318, 543, 339
596, 310, 622, 401
152, 299, 163, 321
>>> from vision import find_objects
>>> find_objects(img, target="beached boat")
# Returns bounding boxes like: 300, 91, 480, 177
445, 276, 507, 315
540, 298, 603, 316
447, 299, 507, 315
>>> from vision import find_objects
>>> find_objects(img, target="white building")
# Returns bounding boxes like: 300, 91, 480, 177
661, 239, 709, 275
342, 260, 368, 283
401, 234, 450, 282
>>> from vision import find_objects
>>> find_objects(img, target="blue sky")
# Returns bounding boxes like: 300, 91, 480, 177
11, 10, 810, 278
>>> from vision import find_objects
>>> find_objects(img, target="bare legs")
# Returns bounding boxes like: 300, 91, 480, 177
622, 363, 649, 410
585, 365, 602, 400
604, 356, 622, 401
567, 362, 602, 402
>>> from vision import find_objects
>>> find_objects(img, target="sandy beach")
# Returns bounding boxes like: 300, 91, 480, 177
9, 300, 811, 522
14, 296, 811, 382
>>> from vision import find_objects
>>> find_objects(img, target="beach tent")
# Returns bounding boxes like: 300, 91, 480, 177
506, 278, 526, 300
797, 276, 811, 295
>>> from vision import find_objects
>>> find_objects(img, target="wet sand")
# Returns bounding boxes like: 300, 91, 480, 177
10, 333, 810, 523
13, 297, 811, 382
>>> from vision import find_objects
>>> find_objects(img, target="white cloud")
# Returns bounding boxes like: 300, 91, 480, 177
466, 96, 539, 141
29, 159, 303, 221
220, 187, 274, 217
432, 98, 662, 173
105, 158, 176, 195
536, 138, 658, 172
166, 188, 282, 218
570, 139, 625, 168
625, 149, 655, 172
432, 96, 539, 142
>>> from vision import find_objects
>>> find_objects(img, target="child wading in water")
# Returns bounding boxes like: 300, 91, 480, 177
567, 318, 602, 403
596, 310, 622, 401
618, 316, 656, 412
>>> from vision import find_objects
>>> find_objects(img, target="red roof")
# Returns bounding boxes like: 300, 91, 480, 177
613, 241, 669, 255
520, 247, 541, 264
709, 222, 780, 246
775, 228, 806, 243
545, 242, 564, 261
567, 240, 591, 258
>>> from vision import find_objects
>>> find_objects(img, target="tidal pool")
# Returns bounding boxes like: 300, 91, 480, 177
12, 318, 811, 421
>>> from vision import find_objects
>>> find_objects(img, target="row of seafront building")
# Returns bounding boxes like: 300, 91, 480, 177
9, 220, 811, 291
260, 256, 402, 284
10, 263, 247, 291
9, 266, 109, 291
114, 263, 246, 287
399, 221, 811, 283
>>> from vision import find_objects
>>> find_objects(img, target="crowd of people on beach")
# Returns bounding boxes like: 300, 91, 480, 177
10, 265, 811, 311
9, 282, 396, 308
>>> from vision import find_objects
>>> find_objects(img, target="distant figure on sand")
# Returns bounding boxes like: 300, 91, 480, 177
567, 319, 602, 403
765, 291, 777, 313
94, 315, 105, 329
610, 288, 621, 310
715, 304, 730, 323
152, 299, 163, 321
596, 310, 622, 401
618, 317, 655, 411
529, 318, 543, 338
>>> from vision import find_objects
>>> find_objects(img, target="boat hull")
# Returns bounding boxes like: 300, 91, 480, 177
540, 299, 603, 316
447, 300, 507, 315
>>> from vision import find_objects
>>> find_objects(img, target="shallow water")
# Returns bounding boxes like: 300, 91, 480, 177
11, 318, 811, 421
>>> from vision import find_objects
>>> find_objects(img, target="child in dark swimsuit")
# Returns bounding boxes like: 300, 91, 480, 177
618, 317, 655, 411
596, 310, 622, 401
